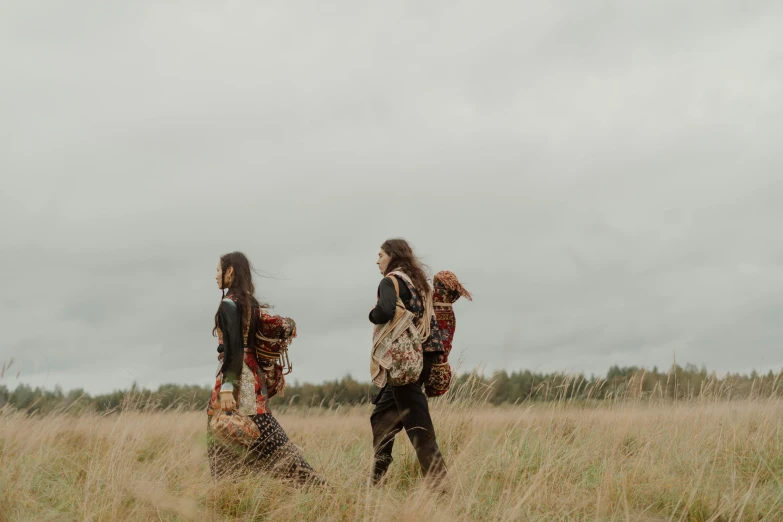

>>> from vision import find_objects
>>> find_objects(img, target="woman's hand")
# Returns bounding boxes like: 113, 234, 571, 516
219, 391, 236, 411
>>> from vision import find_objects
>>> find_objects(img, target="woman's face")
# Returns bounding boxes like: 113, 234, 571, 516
216, 261, 234, 289
377, 249, 392, 275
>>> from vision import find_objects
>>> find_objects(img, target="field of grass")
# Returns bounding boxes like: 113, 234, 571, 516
2, 390, 783, 521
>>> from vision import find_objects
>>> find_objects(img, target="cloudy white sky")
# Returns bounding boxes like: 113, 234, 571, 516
2, 2, 782, 394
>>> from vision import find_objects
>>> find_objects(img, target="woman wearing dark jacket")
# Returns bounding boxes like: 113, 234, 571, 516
207, 251, 321, 485
368, 238, 447, 486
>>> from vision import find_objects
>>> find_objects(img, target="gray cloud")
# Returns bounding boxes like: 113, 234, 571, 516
2, 1, 782, 393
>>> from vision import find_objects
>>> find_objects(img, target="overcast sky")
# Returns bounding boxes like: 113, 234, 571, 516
2, 1, 782, 394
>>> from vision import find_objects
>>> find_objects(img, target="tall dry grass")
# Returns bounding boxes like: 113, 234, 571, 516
2, 377, 783, 521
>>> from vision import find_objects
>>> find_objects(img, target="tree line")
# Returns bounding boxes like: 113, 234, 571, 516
2, 363, 782, 415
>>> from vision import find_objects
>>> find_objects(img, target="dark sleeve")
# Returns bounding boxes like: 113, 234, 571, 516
369, 278, 397, 324
218, 300, 243, 392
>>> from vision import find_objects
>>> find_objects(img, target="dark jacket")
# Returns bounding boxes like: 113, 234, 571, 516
217, 296, 259, 392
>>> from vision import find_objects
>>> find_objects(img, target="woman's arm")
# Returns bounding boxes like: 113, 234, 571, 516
218, 299, 244, 393
369, 277, 398, 324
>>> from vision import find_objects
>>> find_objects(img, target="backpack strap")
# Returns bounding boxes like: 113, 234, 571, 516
387, 275, 400, 297
387, 276, 408, 313
242, 314, 250, 348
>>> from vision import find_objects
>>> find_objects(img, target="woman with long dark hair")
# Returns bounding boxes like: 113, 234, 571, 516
206, 251, 321, 485
368, 238, 447, 486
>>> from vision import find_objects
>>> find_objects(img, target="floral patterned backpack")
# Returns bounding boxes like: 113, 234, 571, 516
371, 273, 424, 387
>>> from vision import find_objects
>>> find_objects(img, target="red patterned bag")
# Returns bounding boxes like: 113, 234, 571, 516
208, 410, 260, 448
424, 271, 472, 398
253, 308, 297, 397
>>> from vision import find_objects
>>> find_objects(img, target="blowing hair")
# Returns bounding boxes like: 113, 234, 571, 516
380, 238, 433, 339
212, 251, 260, 339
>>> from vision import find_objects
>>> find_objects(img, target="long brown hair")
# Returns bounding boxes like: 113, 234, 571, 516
381, 238, 431, 297
212, 251, 259, 338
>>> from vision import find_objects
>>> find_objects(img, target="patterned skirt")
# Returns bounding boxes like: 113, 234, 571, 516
207, 413, 322, 486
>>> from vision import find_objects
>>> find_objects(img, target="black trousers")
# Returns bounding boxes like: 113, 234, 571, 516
370, 355, 447, 484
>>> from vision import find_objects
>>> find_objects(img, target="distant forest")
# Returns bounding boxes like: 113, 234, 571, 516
2, 363, 782, 415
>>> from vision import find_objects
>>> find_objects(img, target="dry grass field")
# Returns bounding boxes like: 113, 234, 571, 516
2, 388, 783, 521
